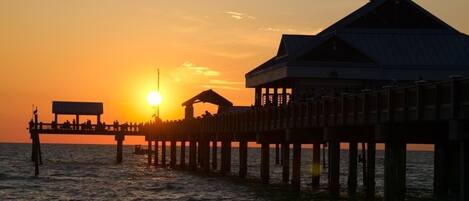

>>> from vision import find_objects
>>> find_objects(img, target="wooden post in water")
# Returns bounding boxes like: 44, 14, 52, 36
115, 132, 124, 164
189, 139, 197, 171
348, 141, 358, 197
180, 140, 186, 169
239, 138, 248, 178
260, 143, 270, 184
460, 141, 468, 201
211, 140, 217, 170
282, 143, 290, 183
221, 138, 231, 174
291, 143, 301, 191
275, 144, 280, 165
328, 141, 340, 197
361, 142, 368, 187
201, 137, 210, 173
154, 140, 159, 167
161, 140, 166, 168
384, 140, 406, 201
37, 134, 42, 165
170, 140, 176, 169
434, 141, 448, 199
366, 141, 376, 199
147, 139, 152, 165
312, 142, 321, 188
322, 143, 327, 168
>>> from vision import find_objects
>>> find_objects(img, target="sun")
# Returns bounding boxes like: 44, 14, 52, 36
147, 91, 162, 106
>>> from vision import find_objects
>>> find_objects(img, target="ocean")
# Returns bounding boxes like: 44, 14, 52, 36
0, 143, 435, 200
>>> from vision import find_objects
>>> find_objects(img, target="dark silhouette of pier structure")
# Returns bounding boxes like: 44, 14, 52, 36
28, 1, 469, 200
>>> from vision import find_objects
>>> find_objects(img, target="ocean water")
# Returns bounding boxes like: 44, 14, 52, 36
0, 143, 435, 200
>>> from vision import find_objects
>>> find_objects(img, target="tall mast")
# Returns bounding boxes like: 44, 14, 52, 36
157, 68, 160, 119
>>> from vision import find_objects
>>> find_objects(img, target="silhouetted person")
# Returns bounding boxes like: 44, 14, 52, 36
29, 119, 34, 130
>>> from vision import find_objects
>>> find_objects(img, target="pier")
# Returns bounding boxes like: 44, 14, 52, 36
27, 1, 469, 200
30, 77, 469, 201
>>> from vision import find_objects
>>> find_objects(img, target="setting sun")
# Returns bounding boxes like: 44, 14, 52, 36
147, 91, 162, 106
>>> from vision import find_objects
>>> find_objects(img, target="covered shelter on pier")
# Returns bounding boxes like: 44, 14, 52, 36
246, 0, 469, 106
182, 89, 233, 119
52, 101, 103, 127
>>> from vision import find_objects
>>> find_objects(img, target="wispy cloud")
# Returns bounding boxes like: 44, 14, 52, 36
202, 85, 241, 91
182, 62, 220, 77
202, 79, 243, 91
225, 11, 256, 20
209, 79, 243, 85
258, 27, 324, 35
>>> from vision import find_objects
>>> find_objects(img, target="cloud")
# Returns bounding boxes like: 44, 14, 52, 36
258, 27, 324, 35
202, 85, 241, 91
182, 62, 220, 76
202, 79, 244, 91
225, 11, 256, 20
209, 79, 243, 85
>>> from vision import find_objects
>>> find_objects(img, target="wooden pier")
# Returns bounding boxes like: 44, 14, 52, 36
29, 77, 469, 201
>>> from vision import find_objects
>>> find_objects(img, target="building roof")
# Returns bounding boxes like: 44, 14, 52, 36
246, 0, 469, 87
182, 89, 233, 107
52, 101, 103, 115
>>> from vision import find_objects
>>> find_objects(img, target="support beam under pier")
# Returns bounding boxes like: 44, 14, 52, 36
147, 140, 152, 165
212, 141, 217, 170
115, 133, 124, 164
282, 143, 290, 183
170, 140, 176, 169
261, 143, 270, 184
161, 140, 166, 168
239, 139, 248, 178
221, 138, 232, 174
154, 140, 159, 167
292, 143, 301, 191
180, 141, 186, 169
348, 141, 358, 198
189, 139, 197, 171
328, 141, 340, 197
312, 142, 321, 188
366, 141, 376, 199
384, 140, 406, 201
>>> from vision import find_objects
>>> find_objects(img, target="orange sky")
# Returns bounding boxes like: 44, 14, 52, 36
1, 0, 468, 147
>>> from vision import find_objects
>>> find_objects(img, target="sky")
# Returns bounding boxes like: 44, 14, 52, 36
1, 0, 469, 146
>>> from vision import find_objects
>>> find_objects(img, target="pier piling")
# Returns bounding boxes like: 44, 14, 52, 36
239, 138, 248, 178
281, 143, 290, 183
147, 139, 152, 165
260, 143, 269, 184
221, 138, 231, 174
189, 139, 197, 171
348, 141, 358, 197
328, 141, 340, 197
161, 140, 166, 167
180, 140, 186, 169
291, 143, 301, 191
170, 140, 176, 169
154, 140, 159, 167
366, 141, 376, 199
115, 133, 124, 164
384, 140, 406, 201
312, 142, 320, 188
211, 140, 217, 170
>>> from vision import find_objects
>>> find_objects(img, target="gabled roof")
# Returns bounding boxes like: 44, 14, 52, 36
182, 89, 233, 107
246, 0, 469, 85
276, 35, 315, 57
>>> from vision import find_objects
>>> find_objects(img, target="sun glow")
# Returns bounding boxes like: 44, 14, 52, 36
147, 91, 162, 106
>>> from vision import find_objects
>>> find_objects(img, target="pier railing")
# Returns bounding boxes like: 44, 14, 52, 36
152, 77, 469, 137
